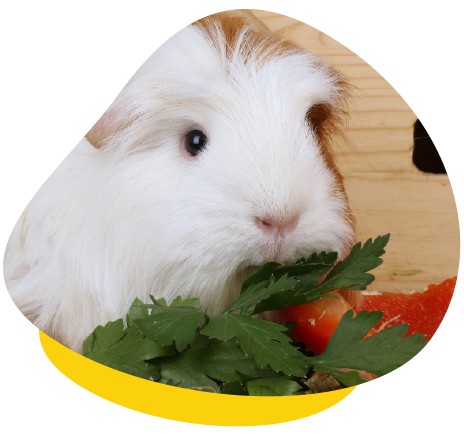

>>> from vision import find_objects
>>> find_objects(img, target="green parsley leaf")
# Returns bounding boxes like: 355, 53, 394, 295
232, 234, 390, 314
223, 274, 299, 315
315, 234, 390, 292
221, 381, 247, 395
246, 377, 302, 396
83, 320, 172, 380
158, 334, 260, 392
241, 252, 337, 293
271, 252, 338, 282
310, 310, 426, 385
134, 297, 205, 352
226, 252, 337, 315
159, 367, 220, 393
241, 262, 281, 291
201, 313, 309, 377
126, 298, 150, 327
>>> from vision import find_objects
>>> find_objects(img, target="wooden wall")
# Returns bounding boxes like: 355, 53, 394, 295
250, 10, 460, 293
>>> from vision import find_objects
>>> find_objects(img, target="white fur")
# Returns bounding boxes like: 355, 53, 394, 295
3, 20, 355, 352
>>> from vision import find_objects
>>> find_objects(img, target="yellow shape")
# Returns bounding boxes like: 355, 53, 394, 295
40, 331, 355, 426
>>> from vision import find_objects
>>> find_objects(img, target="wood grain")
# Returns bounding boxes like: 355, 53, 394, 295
251, 10, 460, 293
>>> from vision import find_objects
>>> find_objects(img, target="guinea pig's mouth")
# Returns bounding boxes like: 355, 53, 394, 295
243, 242, 332, 272
239, 233, 349, 276
242, 251, 301, 272
255, 237, 295, 264
238, 255, 299, 286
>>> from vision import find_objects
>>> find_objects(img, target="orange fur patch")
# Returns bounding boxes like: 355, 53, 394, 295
193, 11, 302, 64
85, 108, 119, 149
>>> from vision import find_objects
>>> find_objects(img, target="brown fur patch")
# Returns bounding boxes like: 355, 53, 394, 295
193, 11, 302, 64
86, 108, 140, 149
85, 109, 118, 149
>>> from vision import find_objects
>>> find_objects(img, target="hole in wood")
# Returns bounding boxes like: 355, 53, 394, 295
412, 119, 446, 174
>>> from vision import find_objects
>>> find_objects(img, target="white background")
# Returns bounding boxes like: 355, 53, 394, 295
1, 1, 462, 433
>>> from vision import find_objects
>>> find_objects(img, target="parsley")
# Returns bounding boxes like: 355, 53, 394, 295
83, 234, 427, 395
158, 334, 261, 392
134, 296, 206, 352
246, 377, 302, 396
201, 313, 309, 377
310, 310, 427, 386
83, 320, 173, 380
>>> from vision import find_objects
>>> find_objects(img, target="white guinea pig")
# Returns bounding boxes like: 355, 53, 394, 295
3, 12, 356, 352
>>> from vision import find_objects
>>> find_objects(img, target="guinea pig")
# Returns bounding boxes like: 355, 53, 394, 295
3, 11, 356, 352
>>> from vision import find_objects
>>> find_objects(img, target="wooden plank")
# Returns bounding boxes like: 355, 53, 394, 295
349, 95, 412, 112
333, 128, 414, 153
367, 265, 458, 293
350, 88, 405, 97
344, 176, 457, 212
335, 64, 384, 79
365, 199, 459, 292
344, 169, 451, 182
250, 10, 373, 64
353, 210, 459, 242
251, 10, 347, 51
318, 54, 366, 66
334, 150, 415, 173
345, 77, 402, 90
346, 111, 416, 129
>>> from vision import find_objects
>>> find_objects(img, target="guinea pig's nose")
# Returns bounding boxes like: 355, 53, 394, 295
255, 214, 299, 235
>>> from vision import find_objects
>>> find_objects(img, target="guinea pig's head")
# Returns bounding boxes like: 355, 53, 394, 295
85, 12, 356, 310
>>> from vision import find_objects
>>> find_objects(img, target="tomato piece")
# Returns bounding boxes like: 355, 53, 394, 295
276, 277, 456, 354
356, 276, 456, 340
277, 291, 352, 354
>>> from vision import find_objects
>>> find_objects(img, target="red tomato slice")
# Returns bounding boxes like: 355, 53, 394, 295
277, 291, 351, 354
355, 276, 456, 340
276, 277, 456, 354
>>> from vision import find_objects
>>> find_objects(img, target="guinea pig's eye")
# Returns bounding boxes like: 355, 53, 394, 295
185, 130, 208, 156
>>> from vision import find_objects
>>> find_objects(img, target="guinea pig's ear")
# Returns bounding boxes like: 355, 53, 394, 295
306, 102, 336, 145
306, 75, 350, 148
85, 107, 127, 149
